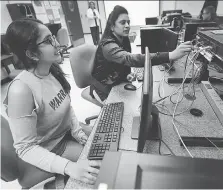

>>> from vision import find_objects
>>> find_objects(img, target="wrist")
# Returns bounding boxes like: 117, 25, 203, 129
64, 161, 76, 176
169, 51, 174, 62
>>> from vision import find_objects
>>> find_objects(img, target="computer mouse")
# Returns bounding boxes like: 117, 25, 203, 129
124, 83, 137, 91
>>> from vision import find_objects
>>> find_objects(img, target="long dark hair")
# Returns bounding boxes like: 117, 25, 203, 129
5, 18, 71, 93
100, 5, 131, 52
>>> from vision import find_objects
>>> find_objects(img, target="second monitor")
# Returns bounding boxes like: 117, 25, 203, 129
141, 27, 179, 54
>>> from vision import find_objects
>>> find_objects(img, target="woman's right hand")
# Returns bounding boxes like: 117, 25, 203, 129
169, 41, 193, 61
64, 160, 101, 185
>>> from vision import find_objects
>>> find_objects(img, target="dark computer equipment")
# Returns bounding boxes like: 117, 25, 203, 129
141, 27, 163, 54
124, 83, 136, 91
162, 27, 179, 51
198, 30, 223, 60
1, 34, 11, 55
145, 17, 158, 25
45, 23, 62, 37
141, 27, 178, 54
87, 102, 124, 160
6, 3, 36, 21
131, 47, 159, 152
184, 22, 218, 41
161, 9, 182, 18
95, 151, 223, 189
162, 13, 182, 23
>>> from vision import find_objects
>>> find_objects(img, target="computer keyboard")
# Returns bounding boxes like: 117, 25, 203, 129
88, 102, 124, 160
133, 68, 144, 81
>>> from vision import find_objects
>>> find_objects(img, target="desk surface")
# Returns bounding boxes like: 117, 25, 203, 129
65, 61, 223, 189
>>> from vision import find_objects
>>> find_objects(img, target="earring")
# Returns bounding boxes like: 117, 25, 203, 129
33, 58, 39, 62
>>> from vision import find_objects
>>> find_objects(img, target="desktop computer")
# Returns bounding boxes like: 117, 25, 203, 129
95, 151, 223, 189
145, 17, 158, 25
131, 47, 160, 152
184, 22, 218, 41
141, 27, 178, 54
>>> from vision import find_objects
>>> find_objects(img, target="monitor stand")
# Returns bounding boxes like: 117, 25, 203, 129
131, 112, 160, 140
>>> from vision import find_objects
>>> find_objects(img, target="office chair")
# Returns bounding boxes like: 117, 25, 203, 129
56, 28, 73, 58
145, 17, 159, 25
70, 44, 108, 124
1, 115, 55, 189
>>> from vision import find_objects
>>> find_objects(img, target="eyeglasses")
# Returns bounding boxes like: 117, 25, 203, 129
36, 35, 57, 47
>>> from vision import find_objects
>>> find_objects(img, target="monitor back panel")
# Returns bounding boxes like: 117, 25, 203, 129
95, 152, 223, 189
141, 28, 163, 54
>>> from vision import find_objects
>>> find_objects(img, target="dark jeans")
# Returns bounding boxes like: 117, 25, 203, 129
90, 26, 100, 45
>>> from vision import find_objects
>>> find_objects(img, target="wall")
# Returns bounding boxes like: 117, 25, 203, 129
1, 1, 68, 80
97, 0, 106, 32
160, 1, 223, 17
104, 1, 159, 26
1, 1, 71, 34
159, 1, 176, 15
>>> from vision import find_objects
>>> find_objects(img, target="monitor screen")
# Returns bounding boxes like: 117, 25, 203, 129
184, 22, 218, 41
137, 47, 153, 152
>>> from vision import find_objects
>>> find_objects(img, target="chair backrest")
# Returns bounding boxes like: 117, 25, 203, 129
145, 17, 158, 25
69, 44, 97, 88
1, 115, 19, 182
56, 28, 69, 47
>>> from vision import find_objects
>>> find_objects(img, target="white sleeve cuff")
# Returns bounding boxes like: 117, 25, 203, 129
51, 155, 70, 175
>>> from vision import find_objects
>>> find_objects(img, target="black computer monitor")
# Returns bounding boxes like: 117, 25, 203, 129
137, 47, 153, 152
162, 9, 182, 18
184, 22, 218, 41
95, 151, 223, 189
163, 28, 179, 52
141, 27, 178, 54
131, 47, 159, 152
145, 17, 158, 25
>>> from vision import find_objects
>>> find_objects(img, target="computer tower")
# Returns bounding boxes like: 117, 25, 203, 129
6, 3, 36, 21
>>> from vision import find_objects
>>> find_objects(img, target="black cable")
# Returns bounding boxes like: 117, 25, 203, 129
157, 118, 175, 156
160, 140, 175, 156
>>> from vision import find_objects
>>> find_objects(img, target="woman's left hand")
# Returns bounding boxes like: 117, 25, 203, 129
79, 133, 88, 145
169, 41, 193, 61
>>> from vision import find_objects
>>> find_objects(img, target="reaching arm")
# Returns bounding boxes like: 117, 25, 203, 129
102, 42, 170, 67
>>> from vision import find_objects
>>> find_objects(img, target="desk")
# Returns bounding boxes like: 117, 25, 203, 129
65, 61, 223, 189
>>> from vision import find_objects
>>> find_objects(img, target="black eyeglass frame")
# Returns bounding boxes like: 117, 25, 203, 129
36, 35, 57, 47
